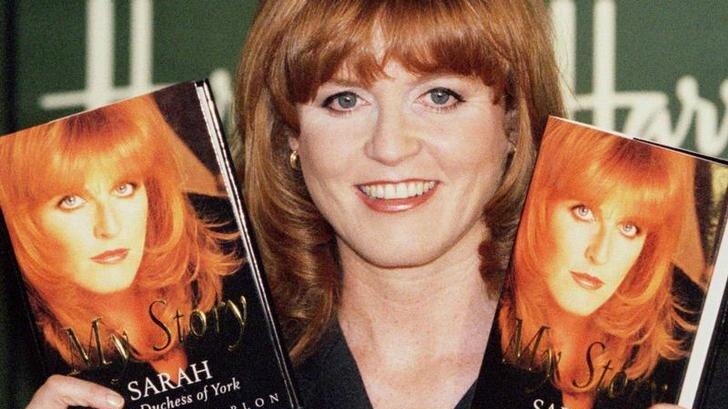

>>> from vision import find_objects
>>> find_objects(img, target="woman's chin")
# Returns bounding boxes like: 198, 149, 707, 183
337, 221, 486, 272
75, 275, 137, 295
553, 299, 600, 319
342, 240, 457, 271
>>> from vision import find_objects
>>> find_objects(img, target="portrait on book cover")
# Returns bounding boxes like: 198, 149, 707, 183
0, 85, 296, 407
485, 119, 728, 409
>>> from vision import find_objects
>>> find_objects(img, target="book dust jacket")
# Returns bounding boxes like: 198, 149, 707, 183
472, 117, 728, 409
0, 82, 302, 409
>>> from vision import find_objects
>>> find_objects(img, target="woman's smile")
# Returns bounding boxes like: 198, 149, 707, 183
356, 179, 439, 212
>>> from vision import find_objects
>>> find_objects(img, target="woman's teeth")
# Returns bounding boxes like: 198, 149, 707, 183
359, 181, 436, 199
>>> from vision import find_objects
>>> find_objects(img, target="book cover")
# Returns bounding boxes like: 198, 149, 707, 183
471, 117, 728, 409
0, 81, 302, 409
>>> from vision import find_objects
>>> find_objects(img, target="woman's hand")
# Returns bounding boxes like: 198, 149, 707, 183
26, 375, 124, 409
649, 405, 686, 409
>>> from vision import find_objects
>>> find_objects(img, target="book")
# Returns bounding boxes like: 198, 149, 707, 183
471, 117, 728, 409
0, 81, 302, 409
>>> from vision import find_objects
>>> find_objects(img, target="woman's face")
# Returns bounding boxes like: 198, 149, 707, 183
544, 198, 646, 317
35, 167, 148, 294
293, 61, 511, 269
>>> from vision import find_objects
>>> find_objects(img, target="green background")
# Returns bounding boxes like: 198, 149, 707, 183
1, 1, 726, 407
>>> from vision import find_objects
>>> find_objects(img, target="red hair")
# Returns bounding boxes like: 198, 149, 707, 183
0, 95, 240, 367
236, 0, 565, 361
500, 119, 696, 390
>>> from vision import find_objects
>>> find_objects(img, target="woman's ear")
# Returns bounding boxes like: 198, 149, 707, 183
288, 136, 301, 170
288, 136, 300, 152
504, 106, 519, 151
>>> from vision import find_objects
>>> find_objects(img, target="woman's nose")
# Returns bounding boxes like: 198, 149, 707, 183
585, 227, 610, 265
365, 107, 421, 165
94, 202, 121, 238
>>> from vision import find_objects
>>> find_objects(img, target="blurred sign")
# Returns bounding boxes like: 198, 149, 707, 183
14, 0, 255, 130
552, 0, 727, 156
11, 1, 727, 157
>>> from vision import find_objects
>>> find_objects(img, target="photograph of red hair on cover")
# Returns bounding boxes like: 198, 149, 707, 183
497, 119, 723, 409
0, 93, 241, 381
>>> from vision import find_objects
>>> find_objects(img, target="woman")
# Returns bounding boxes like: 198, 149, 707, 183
237, 1, 561, 408
3, 95, 240, 407
482, 120, 698, 409
24, 1, 688, 408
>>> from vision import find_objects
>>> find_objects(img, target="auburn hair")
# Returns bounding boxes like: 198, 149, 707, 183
235, 0, 565, 361
499, 119, 696, 391
0, 95, 240, 367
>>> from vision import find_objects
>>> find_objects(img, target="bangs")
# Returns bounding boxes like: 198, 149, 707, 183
12, 109, 156, 206
285, 0, 509, 105
553, 162, 675, 232
544, 134, 689, 232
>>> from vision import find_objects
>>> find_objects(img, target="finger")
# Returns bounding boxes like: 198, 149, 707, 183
26, 375, 124, 409
649, 405, 684, 409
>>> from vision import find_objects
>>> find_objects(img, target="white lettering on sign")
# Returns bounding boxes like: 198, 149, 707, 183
551, 0, 727, 155
36, 1, 725, 154
37, 0, 234, 124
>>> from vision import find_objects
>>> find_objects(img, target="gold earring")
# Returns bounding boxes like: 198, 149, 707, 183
289, 149, 300, 170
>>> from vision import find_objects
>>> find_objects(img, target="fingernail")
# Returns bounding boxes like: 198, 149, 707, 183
106, 392, 124, 408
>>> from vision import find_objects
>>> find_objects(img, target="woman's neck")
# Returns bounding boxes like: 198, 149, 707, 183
88, 288, 172, 355
338, 249, 494, 356
336, 222, 497, 408
87, 287, 148, 326
546, 308, 594, 350
543, 302, 601, 405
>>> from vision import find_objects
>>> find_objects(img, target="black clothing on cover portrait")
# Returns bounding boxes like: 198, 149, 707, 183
471, 269, 701, 409
40, 195, 292, 409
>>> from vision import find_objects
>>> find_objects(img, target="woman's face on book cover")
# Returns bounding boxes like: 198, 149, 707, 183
292, 60, 510, 269
35, 167, 148, 294
544, 197, 646, 317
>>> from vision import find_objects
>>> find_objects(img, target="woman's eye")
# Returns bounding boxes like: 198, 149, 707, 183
114, 183, 136, 197
420, 87, 464, 110
571, 205, 595, 222
58, 195, 86, 210
619, 223, 640, 238
322, 91, 360, 112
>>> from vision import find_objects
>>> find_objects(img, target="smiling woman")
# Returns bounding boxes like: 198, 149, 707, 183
237, 1, 564, 408
293, 62, 511, 270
